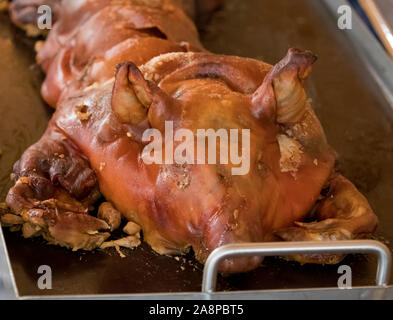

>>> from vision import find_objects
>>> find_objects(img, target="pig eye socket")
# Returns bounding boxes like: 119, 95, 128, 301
195, 73, 220, 80
137, 27, 167, 40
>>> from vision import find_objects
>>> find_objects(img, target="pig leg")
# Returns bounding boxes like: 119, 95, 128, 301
275, 173, 378, 264
6, 125, 111, 250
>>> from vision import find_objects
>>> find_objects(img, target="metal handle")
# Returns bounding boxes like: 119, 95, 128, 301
202, 240, 392, 293
0, 227, 17, 299
358, 0, 393, 59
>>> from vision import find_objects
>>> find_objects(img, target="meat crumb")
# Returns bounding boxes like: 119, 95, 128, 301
123, 221, 141, 235
100, 236, 141, 250
277, 134, 303, 176
98, 202, 121, 231
22, 222, 41, 238
177, 168, 191, 189
34, 40, 45, 53
19, 177, 31, 184
75, 105, 92, 121
115, 245, 126, 258
1, 213, 24, 227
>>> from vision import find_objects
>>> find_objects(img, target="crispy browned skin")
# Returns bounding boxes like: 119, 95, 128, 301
6, 0, 377, 273
37, 0, 203, 107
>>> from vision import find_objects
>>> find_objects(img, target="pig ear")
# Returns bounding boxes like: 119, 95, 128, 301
252, 48, 317, 124
111, 62, 154, 124
112, 61, 181, 132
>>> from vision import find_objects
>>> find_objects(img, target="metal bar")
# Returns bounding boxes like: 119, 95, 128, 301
358, 0, 393, 59
202, 240, 392, 293
15, 286, 392, 300
0, 227, 18, 299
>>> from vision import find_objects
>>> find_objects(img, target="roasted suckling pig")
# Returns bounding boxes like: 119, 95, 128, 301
2, 0, 378, 273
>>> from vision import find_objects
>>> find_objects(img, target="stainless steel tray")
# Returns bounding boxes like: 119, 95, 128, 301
1, 0, 393, 299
